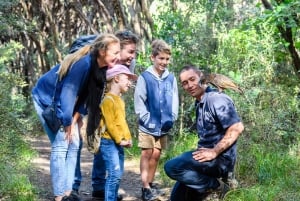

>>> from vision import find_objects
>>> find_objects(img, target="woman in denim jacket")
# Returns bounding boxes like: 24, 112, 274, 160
32, 33, 120, 201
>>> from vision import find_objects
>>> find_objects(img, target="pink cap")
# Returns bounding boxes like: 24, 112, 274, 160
106, 64, 138, 81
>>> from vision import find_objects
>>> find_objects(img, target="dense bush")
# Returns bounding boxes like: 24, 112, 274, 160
149, 1, 300, 200
1, 1, 300, 200
0, 42, 37, 201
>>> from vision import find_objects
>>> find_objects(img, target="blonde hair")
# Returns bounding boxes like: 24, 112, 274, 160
105, 78, 114, 92
57, 33, 120, 80
151, 39, 171, 57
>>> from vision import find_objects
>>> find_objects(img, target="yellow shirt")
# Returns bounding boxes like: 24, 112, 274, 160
100, 92, 132, 144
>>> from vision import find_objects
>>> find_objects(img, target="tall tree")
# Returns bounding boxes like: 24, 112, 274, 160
261, 0, 300, 78
0, 0, 155, 97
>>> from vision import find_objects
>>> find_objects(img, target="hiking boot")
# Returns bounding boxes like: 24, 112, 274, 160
68, 191, 83, 201
141, 187, 159, 201
92, 191, 122, 201
185, 187, 210, 201
149, 182, 159, 189
92, 190, 105, 201
217, 179, 230, 199
149, 182, 165, 196
61, 196, 69, 201
71, 190, 79, 196
202, 192, 219, 201
226, 172, 239, 189
61, 193, 82, 201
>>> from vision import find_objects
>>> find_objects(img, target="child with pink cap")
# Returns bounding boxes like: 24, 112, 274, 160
96, 64, 137, 201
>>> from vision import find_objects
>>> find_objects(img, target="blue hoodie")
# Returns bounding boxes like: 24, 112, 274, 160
134, 66, 179, 136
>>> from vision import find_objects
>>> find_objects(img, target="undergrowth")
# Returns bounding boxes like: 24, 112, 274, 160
0, 72, 38, 201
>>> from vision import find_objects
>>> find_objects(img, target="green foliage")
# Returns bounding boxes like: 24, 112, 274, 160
0, 42, 23, 72
150, 1, 300, 200
260, 0, 300, 31
231, 143, 300, 201
1, 0, 299, 200
0, 43, 37, 200
0, 0, 20, 37
152, 7, 216, 71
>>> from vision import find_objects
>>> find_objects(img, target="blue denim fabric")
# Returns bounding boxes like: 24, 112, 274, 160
92, 151, 106, 192
33, 98, 80, 196
31, 55, 93, 127
72, 139, 83, 191
96, 138, 124, 201
170, 182, 194, 201
164, 151, 231, 194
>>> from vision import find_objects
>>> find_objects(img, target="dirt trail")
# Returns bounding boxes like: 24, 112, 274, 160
28, 134, 171, 201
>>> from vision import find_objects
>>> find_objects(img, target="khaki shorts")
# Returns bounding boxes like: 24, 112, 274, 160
138, 132, 168, 150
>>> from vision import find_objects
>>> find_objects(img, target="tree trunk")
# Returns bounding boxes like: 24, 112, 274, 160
2, 0, 155, 96
261, 0, 300, 79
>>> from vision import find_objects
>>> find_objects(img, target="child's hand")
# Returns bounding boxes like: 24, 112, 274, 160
128, 140, 132, 147
127, 140, 133, 148
119, 140, 132, 148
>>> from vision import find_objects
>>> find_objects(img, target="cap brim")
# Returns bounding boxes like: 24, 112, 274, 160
127, 74, 138, 81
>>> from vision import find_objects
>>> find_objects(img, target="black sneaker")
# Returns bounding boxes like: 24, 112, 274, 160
92, 190, 105, 201
61, 196, 69, 201
117, 194, 123, 201
69, 191, 83, 201
92, 191, 123, 201
149, 183, 165, 196
61, 193, 82, 201
149, 182, 158, 189
71, 190, 79, 196
141, 187, 159, 201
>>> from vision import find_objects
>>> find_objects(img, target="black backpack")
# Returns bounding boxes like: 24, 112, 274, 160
69, 34, 98, 53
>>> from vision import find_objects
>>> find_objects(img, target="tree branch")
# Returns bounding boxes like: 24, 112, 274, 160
261, 0, 300, 78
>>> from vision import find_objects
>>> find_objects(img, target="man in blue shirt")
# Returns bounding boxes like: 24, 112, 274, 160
164, 65, 244, 200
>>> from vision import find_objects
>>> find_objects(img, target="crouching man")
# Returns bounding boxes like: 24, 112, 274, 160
164, 65, 244, 200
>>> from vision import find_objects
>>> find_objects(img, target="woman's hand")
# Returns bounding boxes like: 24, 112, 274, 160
66, 112, 83, 144
64, 125, 73, 144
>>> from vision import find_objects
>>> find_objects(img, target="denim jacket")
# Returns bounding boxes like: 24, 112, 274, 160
32, 54, 92, 127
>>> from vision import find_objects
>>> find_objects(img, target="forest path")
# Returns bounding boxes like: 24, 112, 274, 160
27, 134, 171, 201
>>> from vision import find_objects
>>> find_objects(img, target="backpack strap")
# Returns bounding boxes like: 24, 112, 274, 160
69, 35, 98, 53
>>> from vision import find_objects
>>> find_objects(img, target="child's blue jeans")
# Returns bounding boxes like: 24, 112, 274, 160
95, 138, 124, 201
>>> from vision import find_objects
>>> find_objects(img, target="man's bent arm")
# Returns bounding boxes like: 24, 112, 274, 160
213, 122, 244, 155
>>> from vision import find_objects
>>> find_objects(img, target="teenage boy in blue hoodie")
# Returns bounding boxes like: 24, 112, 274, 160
134, 39, 179, 201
